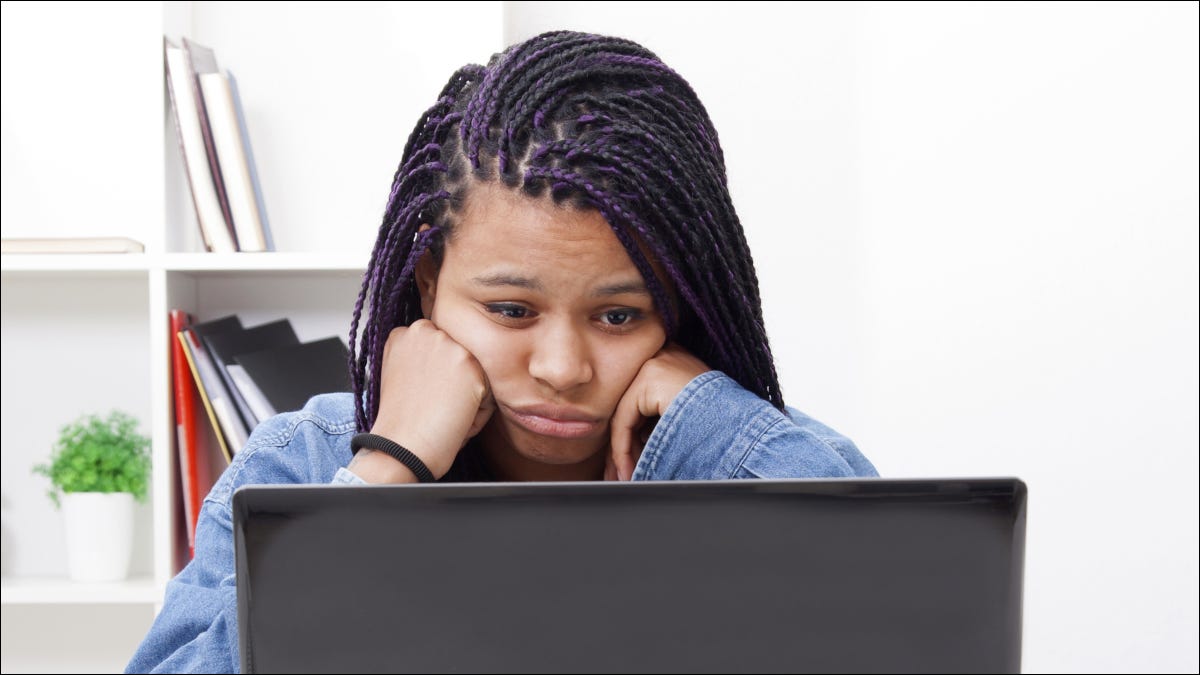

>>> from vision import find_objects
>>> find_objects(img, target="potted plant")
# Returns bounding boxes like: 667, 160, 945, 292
33, 410, 150, 582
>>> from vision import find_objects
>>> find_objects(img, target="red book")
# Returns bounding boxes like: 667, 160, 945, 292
169, 309, 202, 558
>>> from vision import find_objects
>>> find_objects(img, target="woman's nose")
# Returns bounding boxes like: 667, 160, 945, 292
528, 322, 593, 392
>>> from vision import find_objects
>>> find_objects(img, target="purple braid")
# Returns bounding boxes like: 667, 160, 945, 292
362, 226, 439, 421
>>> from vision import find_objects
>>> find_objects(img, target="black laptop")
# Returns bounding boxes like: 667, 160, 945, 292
233, 478, 1026, 674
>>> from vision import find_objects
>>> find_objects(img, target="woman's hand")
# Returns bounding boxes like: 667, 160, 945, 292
354, 319, 494, 482
607, 344, 709, 481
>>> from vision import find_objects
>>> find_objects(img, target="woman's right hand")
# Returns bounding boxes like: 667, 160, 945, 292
356, 319, 494, 481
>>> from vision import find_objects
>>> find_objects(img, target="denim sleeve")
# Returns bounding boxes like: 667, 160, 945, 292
333, 466, 367, 484
125, 397, 356, 674
631, 371, 878, 480
124, 489, 240, 674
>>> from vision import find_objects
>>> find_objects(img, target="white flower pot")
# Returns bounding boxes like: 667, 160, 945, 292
61, 492, 135, 582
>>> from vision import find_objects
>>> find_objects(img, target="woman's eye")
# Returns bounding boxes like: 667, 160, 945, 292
600, 309, 641, 326
486, 304, 531, 320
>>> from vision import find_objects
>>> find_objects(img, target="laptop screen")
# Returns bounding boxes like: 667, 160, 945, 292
234, 478, 1026, 673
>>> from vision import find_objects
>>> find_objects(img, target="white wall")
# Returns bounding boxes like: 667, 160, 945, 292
506, 2, 1198, 673
1, 1, 165, 250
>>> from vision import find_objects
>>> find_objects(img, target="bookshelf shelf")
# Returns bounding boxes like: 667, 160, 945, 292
0, 576, 160, 606
1, 251, 369, 275
162, 250, 368, 273
0, 253, 151, 275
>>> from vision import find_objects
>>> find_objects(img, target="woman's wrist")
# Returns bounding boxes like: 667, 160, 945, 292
365, 420, 454, 477
347, 447, 423, 484
351, 433, 436, 483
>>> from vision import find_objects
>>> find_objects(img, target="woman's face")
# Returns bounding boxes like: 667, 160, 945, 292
416, 182, 666, 480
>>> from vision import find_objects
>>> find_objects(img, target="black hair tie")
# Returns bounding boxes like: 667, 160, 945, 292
350, 433, 436, 483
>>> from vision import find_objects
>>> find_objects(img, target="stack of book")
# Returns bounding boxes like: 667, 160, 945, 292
168, 310, 351, 556
163, 36, 274, 253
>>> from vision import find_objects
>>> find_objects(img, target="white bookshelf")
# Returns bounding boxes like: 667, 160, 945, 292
0, 259, 366, 595
0, 254, 152, 274
163, 251, 369, 272
0, 2, 500, 672
1, 576, 160, 606
0, 251, 368, 274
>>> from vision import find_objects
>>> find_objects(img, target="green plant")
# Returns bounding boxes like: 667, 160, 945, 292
32, 410, 150, 508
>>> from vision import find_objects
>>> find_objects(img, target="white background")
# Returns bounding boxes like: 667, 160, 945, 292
2, 2, 1197, 672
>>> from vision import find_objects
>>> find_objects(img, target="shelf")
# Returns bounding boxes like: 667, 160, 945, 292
162, 251, 368, 273
2, 251, 368, 276
0, 576, 161, 605
0, 253, 150, 277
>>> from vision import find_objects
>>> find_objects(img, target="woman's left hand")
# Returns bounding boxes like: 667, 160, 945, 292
607, 344, 710, 481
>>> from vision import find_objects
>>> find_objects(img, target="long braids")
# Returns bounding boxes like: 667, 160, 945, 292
350, 31, 782, 432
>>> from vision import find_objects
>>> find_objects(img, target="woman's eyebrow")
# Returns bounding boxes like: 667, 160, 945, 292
470, 273, 648, 297
471, 273, 542, 290
592, 281, 649, 297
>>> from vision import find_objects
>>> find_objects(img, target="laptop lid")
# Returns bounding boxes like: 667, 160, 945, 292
234, 478, 1026, 674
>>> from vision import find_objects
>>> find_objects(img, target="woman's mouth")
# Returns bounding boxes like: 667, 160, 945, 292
503, 404, 602, 439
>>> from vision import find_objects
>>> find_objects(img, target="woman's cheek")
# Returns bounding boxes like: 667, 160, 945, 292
452, 320, 515, 384
596, 341, 655, 398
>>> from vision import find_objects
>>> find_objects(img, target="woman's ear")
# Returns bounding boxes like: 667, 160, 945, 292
414, 226, 438, 319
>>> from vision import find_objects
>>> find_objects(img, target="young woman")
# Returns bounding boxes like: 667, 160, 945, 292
127, 30, 876, 673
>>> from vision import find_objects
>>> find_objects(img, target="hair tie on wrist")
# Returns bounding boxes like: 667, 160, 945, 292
351, 433, 436, 483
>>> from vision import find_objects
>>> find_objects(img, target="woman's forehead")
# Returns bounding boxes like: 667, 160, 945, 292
445, 182, 638, 278
441, 182, 677, 320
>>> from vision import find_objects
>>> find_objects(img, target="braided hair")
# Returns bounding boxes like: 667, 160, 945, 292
349, 30, 783, 433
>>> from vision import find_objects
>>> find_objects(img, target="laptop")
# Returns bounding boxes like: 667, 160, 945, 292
234, 478, 1026, 673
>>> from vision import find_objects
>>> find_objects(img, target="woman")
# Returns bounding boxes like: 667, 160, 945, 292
127, 30, 876, 673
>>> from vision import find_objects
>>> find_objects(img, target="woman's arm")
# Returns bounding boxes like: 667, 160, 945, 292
124, 496, 240, 673
125, 394, 357, 673
631, 371, 878, 480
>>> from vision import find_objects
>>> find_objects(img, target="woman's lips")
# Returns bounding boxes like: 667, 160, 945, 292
504, 404, 601, 439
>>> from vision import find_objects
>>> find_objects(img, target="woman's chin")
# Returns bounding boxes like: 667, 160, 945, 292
511, 429, 606, 466
475, 415, 611, 481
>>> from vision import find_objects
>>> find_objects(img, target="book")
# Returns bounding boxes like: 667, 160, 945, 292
163, 37, 236, 253
189, 315, 256, 451
1, 237, 145, 254
227, 71, 275, 251
177, 315, 245, 462
181, 37, 239, 251
177, 329, 233, 464
197, 69, 268, 252
234, 337, 352, 414
202, 318, 300, 428
228, 363, 277, 422
168, 310, 202, 558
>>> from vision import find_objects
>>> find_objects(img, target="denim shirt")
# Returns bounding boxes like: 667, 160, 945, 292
125, 371, 877, 673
